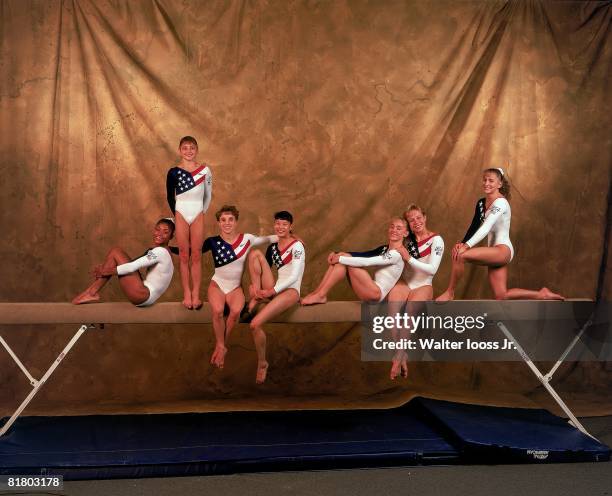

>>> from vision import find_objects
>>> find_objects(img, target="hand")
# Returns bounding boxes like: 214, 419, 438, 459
255, 288, 276, 299
397, 245, 411, 262
329, 253, 342, 265
93, 265, 115, 278
452, 243, 468, 261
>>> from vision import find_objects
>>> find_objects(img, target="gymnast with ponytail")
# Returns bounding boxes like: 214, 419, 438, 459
436, 168, 564, 301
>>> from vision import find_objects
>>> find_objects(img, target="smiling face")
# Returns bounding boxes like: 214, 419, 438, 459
218, 212, 237, 236
152, 222, 174, 246
387, 218, 408, 242
482, 171, 502, 195
274, 219, 292, 238
179, 141, 198, 162
405, 209, 427, 235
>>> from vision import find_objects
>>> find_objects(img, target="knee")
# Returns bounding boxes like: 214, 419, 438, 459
228, 310, 241, 322
249, 319, 261, 332
190, 250, 202, 263
178, 247, 190, 264
248, 250, 263, 262
109, 246, 123, 256
212, 309, 225, 321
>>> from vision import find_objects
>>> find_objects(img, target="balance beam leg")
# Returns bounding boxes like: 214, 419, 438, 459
0, 324, 89, 437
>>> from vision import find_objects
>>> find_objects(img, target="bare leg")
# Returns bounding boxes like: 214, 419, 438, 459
249, 289, 300, 384
436, 245, 511, 301
400, 285, 434, 378
190, 212, 205, 309
175, 212, 193, 309
247, 250, 275, 312
301, 264, 348, 305
387, 283, 410, 380
72, 247, 149, 305
212, 286, 246, 368
346, 267, 382, 302
488, 266, 565, 300
207, 282, 228, 368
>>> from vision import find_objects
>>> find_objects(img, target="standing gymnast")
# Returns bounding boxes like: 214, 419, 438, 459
245, 211, 305, 384
436, 168, 564, 301
72, 219, 175, 306
387, 205, 444, 379
166, 136, 213, 310
188, 205, 278, 369
301, 217, 407, 305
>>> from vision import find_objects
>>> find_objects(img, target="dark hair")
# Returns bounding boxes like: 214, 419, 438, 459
274, 210, 293, 224
156, 218, 176, 236
215, 205, 239, 221
484, 168, 511, 200
179, 136, 198, 148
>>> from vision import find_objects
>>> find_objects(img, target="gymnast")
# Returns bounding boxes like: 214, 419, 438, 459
245, 211, 305, 384
387, 204, 444, 379
166, 136, 213, 310
436, 168, 564, 301
72, 219, 175, 306
300, 217, 407, 305
180, 205, 278, 369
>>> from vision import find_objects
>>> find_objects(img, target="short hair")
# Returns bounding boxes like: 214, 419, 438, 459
179, 135, 198, 148
274, 210, 294, 223
404, 204, 426, 218
156, 218, 176, 236
215, 205, 239, 221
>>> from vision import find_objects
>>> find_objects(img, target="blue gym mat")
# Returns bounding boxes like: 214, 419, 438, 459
0, 402, 456, 479
414, 397, 611, 463
0, 398, 609, 479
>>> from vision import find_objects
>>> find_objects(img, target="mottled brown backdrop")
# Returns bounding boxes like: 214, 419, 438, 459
1, 0, 610, 416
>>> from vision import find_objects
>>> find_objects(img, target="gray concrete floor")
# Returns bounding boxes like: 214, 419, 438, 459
13, 417, 612, 496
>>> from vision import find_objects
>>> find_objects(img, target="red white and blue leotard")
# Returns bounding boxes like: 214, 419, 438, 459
402, 233, 444, 289
462, 197, 514, 260
265, 240, 306, 295
204, 234, 278, 294
166, 164, 212, 224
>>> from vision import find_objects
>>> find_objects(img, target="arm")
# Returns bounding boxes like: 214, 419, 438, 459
273, 243, 306, 294
348, 245, 387, 258
116, 249, 160, 276
461, 199, 484, 243
252, 234, 279, 247
464, 200, 506, 248
166, 169, 176, 215
407, 236, 444, 275
202, 167, 212, 213
339, 250, 400, 268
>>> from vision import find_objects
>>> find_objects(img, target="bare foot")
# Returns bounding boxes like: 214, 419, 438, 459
182, 292, 193, 310
210, 345, 227, 369
300, 292, 328, 306
192, 299, 203, 310
390, 359, 401, 380
435, 290, 454, 302
72, 291, 100, 305
255, 361, 269, 384
400, 357, 409, 378
538, 287, 565, 300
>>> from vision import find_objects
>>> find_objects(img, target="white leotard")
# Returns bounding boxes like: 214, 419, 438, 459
404, 234, 444, 289
116, 247, 174, 306
339, 249, 404, 302
464, 197, 514, 260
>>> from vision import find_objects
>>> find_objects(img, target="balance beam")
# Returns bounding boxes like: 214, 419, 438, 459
0, 299, 598, 441
0, 300, 591, 325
